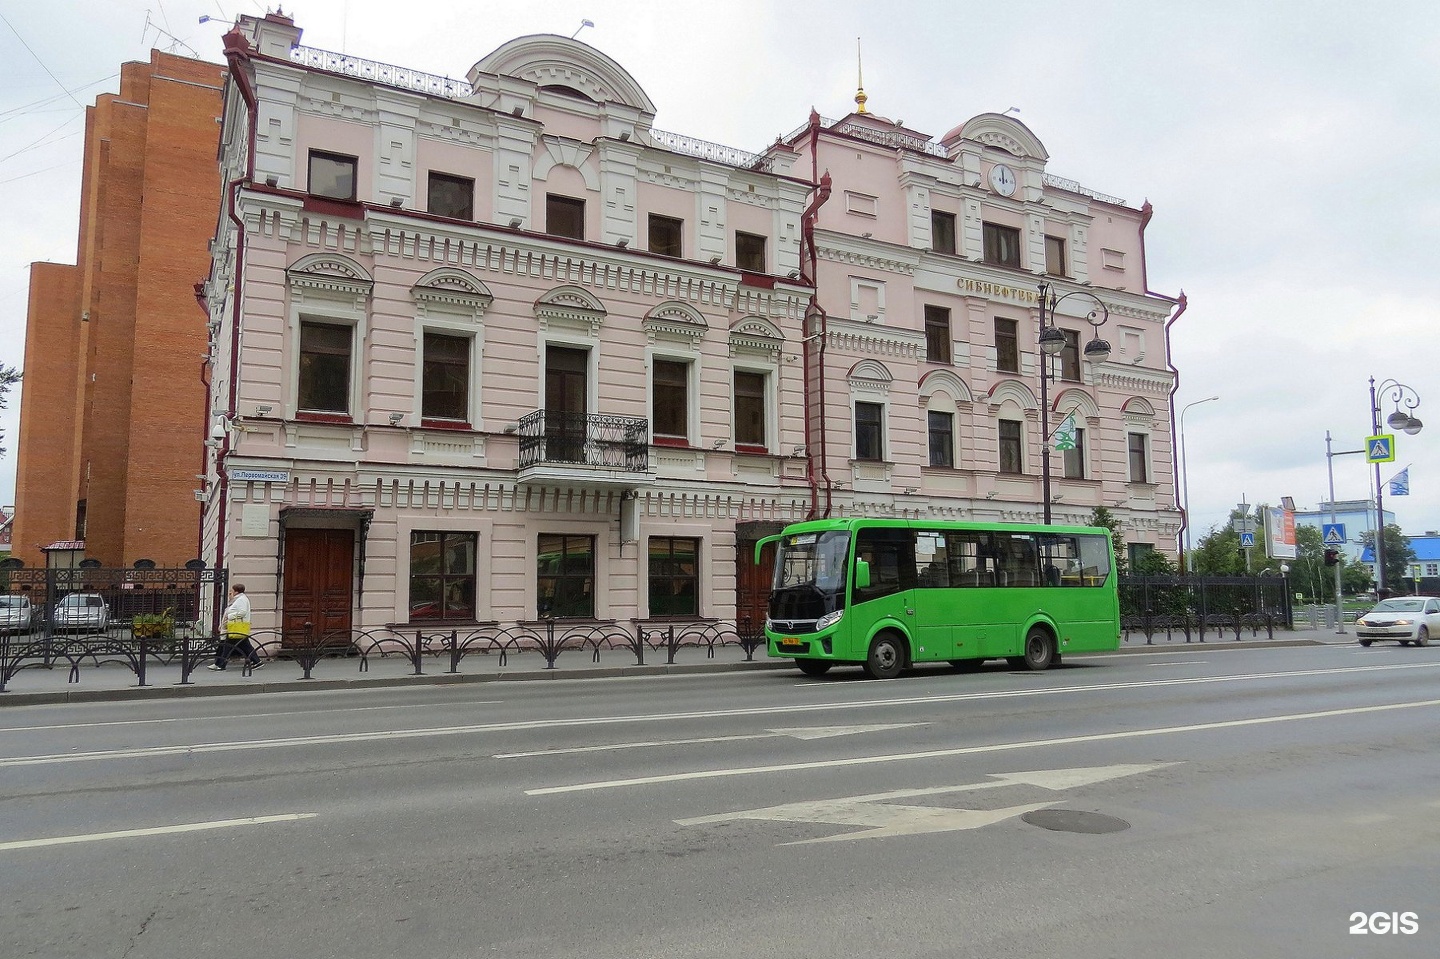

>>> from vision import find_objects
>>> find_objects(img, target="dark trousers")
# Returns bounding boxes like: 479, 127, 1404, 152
214, 633, 260, 669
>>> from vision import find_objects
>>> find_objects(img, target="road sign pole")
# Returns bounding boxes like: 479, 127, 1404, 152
1327, 431, 1345, 634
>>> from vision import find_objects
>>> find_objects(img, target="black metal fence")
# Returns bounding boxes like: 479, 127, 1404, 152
0, 616, 768, 692
517, 409, 649, 472
1119, 574, 1293, 644
0, 564, 227, 638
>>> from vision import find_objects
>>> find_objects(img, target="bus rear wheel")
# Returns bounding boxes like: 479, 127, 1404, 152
796, 659, 832, 677
864, 633, 906, 680
1015, 628, 1056, 671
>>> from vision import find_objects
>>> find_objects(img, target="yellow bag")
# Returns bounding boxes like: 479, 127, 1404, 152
225, 620, 251, 638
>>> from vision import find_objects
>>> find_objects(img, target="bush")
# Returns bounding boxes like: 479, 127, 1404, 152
132, 609, 175, 640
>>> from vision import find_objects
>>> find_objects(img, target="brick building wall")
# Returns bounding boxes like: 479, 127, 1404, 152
12, 51, 224, 567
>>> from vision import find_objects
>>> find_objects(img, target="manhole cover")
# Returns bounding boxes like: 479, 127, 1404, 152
1021, 809, 1130, 834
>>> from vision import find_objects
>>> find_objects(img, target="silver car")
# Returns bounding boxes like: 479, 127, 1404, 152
52, 593, 110, 633
0, 595, 34, 634
1355, 596, 1440, 647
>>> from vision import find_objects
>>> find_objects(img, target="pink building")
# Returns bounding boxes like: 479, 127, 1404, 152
201, 13, 1181, 639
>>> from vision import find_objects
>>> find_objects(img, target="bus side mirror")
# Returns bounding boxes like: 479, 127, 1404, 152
854, 559, 871, 590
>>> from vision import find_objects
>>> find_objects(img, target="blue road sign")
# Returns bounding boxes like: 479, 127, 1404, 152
1365, 434, 1395, 464
1239, 531, 1256, 548
1322, 523, 1346, 545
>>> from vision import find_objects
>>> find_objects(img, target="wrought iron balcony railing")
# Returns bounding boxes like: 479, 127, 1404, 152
517, 410, 649, 473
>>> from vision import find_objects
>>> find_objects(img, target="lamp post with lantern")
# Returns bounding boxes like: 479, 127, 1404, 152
1036, 283, 1110, 525
1369, 378, 1422, 596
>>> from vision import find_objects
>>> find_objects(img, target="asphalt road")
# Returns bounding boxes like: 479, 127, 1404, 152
2, 643, 1438, 959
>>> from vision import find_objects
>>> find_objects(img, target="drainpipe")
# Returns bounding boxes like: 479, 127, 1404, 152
798, 110, 833, 519
1140, 198, 1189, 560
210, 27, 260, 626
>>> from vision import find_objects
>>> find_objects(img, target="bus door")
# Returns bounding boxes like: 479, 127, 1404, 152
910, 529, 955, 662
946, 530, 1012, 659
850, 527, 916, 660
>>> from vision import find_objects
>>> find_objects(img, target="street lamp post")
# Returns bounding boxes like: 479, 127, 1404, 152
1036, 283, 1110, 525
1178, 395, 1220, 574
1368, 378, 1422, 596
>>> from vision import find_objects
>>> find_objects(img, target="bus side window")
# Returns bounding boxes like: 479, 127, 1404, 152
915, 531, 949, 588
854, 528, 915, 603
993, 532, 1039, 587
948, 532, 989, 587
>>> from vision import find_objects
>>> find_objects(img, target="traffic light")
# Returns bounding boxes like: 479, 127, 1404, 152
1323, 549, 1340, 567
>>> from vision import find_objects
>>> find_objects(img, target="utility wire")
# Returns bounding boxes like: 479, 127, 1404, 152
0, 12, 88, 112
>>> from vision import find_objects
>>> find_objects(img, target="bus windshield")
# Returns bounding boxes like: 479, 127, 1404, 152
769, 530, 851, 623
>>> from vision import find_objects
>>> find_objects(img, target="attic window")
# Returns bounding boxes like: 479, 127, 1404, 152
540, 84, 595, 102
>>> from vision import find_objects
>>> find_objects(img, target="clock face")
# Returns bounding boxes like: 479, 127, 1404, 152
989, 163, 1017, 197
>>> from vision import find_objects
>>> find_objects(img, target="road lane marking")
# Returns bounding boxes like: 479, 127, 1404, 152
1147, 660, 1209, 666
2, 662, 1436, 767
0, 701, 504, 735
494, 723, 923, 758
526, 698, 1440, 795
0, 813, 317, 852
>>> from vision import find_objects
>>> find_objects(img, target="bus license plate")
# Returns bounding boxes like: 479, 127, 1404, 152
779, 637, 802, 647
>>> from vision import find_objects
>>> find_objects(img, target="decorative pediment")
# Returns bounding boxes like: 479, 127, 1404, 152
643, 301, 708, 348
412, 267, 494, 319
848, 359, 894, 396
470, 36, 657, 115
286, 253, 373, 301
729, 316, 784, 357
987, 378, 1039, 411
919, 369, 973, 405
1053, 387, 1100, 420
1122, 395, 1157, 427
941, 114, 1049, 161
535, 285, 606, 336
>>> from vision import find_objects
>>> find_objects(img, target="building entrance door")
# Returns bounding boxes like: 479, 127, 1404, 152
736, 538, 776, 637
545, 345, 588, 462
282, 527, 354, 646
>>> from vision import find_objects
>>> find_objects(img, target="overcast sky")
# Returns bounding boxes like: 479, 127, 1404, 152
2, 0, 1438, 548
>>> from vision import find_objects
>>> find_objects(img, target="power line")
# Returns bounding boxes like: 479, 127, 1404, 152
0, 12, 87, 113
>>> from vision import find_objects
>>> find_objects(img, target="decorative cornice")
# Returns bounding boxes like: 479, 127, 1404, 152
1093, 366, 1175, 394
729, 316, 785, 356
816, 243, 917, 276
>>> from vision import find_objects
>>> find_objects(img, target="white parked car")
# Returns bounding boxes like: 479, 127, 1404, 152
1355, 596, 1440, 647
0, 595, 34, 634
52, 593, 110, 633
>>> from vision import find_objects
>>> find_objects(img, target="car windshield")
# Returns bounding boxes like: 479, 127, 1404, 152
0, 597, 25, 607
1370, 599, 1424, 613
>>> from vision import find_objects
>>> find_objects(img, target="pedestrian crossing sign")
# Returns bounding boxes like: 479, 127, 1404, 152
1322, 523, 1345, 545
1239, 531, 1255, 548
1365, 434, 1395, 463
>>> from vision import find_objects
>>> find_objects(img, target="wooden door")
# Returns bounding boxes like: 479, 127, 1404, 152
282, 527, 354, 646
736, 539, 776, 635
545, 345, 588, 462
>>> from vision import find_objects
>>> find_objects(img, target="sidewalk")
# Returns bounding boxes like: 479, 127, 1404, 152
0, 627, 1353, 707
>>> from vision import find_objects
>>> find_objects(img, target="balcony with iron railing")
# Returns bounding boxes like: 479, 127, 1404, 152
516, 410, 653, 489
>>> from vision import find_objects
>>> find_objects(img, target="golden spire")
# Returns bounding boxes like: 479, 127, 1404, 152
855, 38, 868, 114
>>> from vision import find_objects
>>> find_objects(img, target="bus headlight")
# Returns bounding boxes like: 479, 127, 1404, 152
816, 609, 844, 631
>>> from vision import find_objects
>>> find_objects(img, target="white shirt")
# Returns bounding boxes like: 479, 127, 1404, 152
223, 592, 251, 625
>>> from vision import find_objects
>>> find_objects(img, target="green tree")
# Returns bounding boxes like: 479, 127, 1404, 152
1283, 524, 1329, 602
1190, 506, 1250, 575
1132, 548, 1177, 575
1358, 524, 1418, 594
1088, 506, 1128, 576
1341, 558, 1372, 596
0, 363, 20, 458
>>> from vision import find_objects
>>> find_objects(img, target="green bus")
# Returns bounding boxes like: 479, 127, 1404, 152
756, 518, 1119, 679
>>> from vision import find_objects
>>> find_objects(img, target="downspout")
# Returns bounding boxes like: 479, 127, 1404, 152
1141, 198, 1190, 560
211, 27, 260, 625
193, 280, 212, 566
798, 110, 834, 519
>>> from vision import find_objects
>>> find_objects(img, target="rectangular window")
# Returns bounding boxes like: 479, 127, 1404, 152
855, 402, 884, 461
1045, 235, 1067, 276
422, 332, 469, 422
297, 320, 352, 414
1428, 563, 1439, 576
928, 411, 954, 468
1128, 432, 1150, 483
999, 419, 1023, 474
652, 359, 689, 441
931, 210, 957, 255
546, 194, 585, 240
995, 318, 1019, 373
649, 537, 699, 617
982, 222, 1021, 268
427, 172, 474, 220
924, 305, 952, 363
1062, 427, 1087, 479
409, 532, 477, 621
734, 370, 767, 449
1059, 329, 1081, 382
648, 214, 683, 257
537, 534, 595, 619
308, 150, 357, 201
736, 231, 767, 272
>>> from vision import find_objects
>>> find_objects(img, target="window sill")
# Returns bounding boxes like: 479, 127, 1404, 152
652, 436, 690, 448
420, 419, 473, 431
735, 443, 770, 456
295, 412, 353, 425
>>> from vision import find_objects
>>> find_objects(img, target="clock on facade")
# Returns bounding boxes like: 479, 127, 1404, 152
989, 163, 1017, 197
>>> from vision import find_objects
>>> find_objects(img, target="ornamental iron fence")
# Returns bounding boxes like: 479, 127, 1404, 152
1119, 575, 1293, 644
516, 409, 649, 472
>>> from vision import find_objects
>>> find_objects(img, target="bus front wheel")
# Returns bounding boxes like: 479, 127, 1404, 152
1014, 628, 1056, 671
796, 659, 833, 677
864, 634, 906, 680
